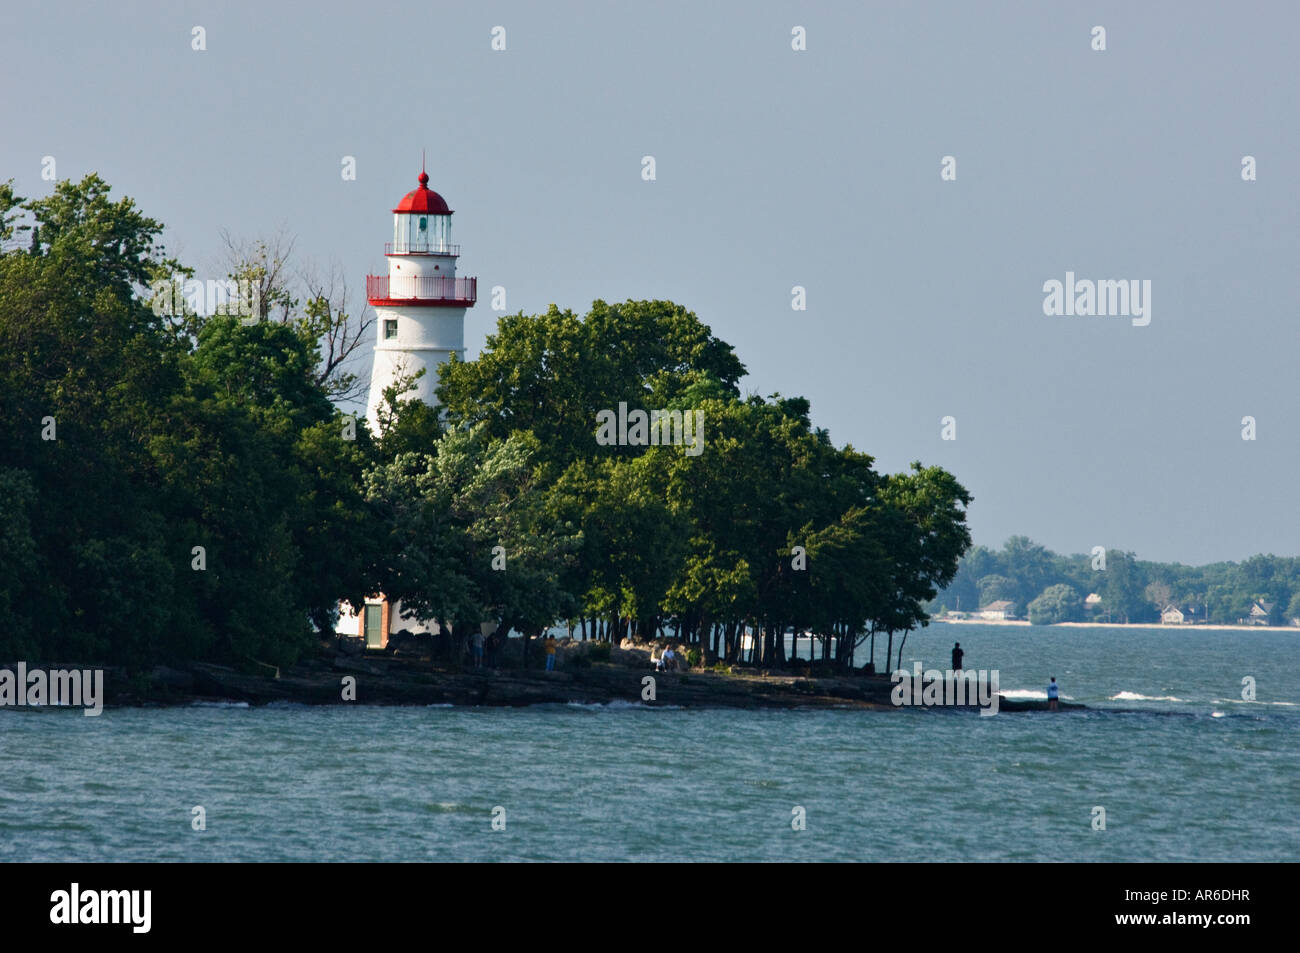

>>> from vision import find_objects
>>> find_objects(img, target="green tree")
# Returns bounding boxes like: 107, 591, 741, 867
1001, 536, 1055, 610
977, 574, 1016, 606
1027, 584, 1083, 625
1285, 591, 1300, 625
0, 174, 379, 668
364, 425, 581, 661
1100, 550, 1147, 623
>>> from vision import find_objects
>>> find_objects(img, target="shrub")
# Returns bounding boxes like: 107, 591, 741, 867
588, 641, 612, 662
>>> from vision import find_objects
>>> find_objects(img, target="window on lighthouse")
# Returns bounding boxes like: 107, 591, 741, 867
384, 318, 398, 340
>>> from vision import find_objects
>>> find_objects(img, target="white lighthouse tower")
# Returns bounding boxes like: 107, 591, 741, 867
364, 168, 476, 423
337, 169, 478, 649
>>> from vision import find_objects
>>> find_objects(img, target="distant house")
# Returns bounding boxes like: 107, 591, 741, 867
1160, 604, 1187, 625
978, 600, 1017, 621
1084, 593, 1102, 609
1246, 601, 1273, 625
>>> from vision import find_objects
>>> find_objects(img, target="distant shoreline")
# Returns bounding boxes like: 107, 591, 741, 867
935, 618, 1299, 633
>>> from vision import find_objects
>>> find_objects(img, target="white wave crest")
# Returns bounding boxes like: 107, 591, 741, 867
190, 700, 250, 708
1110, 691, 1183, 702
565, 699, 679, 710
1212, 698, 1297, 707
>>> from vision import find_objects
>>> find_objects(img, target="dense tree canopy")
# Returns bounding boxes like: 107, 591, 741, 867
1, 174, 973, 672
435, 300, 971, 668
0, 176, 372, 666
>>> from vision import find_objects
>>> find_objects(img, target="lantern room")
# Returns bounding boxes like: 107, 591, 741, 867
390, 171, 456, 255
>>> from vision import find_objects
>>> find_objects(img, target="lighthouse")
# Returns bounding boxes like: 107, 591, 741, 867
337, 169, 478, 649
364, 168, 476, 423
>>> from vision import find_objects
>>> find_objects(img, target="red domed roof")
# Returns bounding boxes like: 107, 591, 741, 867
393, 171, 452, 215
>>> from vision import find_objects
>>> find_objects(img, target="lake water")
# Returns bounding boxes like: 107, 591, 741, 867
1, 624, 1296, 861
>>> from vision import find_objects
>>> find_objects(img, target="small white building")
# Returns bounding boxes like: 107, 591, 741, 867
1161, 604, 1186, 625
336, 597, 443, 649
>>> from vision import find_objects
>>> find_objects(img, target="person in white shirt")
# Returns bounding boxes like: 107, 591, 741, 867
1047, 676, 1060, 711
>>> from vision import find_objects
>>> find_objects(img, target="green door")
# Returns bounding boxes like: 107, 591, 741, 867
364, 605, 383, 649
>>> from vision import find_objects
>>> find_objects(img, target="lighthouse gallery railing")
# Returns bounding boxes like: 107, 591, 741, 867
365, 275, 476, 306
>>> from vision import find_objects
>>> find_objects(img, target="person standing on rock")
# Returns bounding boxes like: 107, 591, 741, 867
543, 634, 558, 672
1047, 676, 1060, 711
951, 642, 964, 672
471, 630, 485, 669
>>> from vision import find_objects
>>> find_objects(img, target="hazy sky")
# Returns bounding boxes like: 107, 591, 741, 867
4, 1, 1297, 564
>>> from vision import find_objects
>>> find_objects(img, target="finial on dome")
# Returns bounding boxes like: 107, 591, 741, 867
418, 170, 429, 187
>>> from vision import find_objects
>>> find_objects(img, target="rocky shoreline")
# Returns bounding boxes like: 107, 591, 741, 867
6, 642, 1086, 714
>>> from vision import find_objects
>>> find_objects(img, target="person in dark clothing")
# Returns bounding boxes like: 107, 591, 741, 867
951, 642, 964, 671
